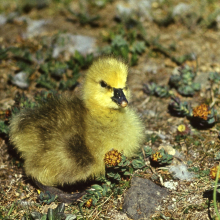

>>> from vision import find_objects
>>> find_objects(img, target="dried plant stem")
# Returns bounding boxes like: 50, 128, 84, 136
213, 163, 220, 219
88, 193, 113, 219
210, 83, 216, 108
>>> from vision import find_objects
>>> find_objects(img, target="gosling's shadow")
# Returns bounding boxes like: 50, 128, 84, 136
188, 117, 215, 130
203, 189, 220, 220
3, 133, 22, 163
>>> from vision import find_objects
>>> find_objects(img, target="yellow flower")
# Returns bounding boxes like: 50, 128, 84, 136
104, 149, 122, 166
193, 104, 211, 120
151, 152, 162, 162
210, 165, 220, 180
177, 123, 191, 136
85, 198, 93, 208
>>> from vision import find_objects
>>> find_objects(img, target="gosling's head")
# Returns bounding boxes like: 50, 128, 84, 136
82, 57, 130, 110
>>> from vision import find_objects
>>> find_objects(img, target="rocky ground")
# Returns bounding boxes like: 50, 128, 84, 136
1, 0, 220, 219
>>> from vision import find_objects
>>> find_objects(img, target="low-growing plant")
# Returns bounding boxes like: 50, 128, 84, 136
168, 96, 218, 128
24, 203, 77, 220
101, 25, 146, 66
143, 82, 172, 98
144, 65, 201, 98
169, 65, 201, 96
68, 7, 100, 26
151, 148, 173, 165
168, 96, 192, 117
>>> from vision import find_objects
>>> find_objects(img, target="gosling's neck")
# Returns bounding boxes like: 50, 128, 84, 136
84, 100, 127, 124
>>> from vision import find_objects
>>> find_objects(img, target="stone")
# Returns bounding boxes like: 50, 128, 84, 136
11, 71, 29, 89
52, 34, 96, 58
169, 163, 195, 181
123, 177, 169, 220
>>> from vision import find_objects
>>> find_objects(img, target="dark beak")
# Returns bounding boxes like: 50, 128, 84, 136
111, 88, 128, 108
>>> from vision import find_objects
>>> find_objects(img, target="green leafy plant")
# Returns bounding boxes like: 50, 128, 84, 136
40, 61, 68, 79
80, 182, 112, 208
169, 65, 201, 96
151, 148, 173, 165
209, 72, 220, 84
168, 96, 192, 117
144, 65, 201, 98
36, 75, 57, 90
0, 47, 8, 59
72, 51, 94, 68
38, 191, 57, 205
27, 203, 76, 220
0, 120, 9, 135
130, 41, 146, 54
109, 35, 129, 60
215, 151, 220, 161
11, 93, 37, 115
143, 82, 172, 98
68, 8, 100, 26
101, 26, 146, 65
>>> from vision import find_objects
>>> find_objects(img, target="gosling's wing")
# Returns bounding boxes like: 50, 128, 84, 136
9, 96, 95, 185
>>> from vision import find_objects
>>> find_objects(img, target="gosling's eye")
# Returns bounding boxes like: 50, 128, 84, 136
100, 81, 107, 88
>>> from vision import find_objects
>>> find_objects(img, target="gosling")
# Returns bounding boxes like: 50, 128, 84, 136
9, 57, 145, 202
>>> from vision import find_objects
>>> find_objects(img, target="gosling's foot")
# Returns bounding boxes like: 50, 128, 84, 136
34, 180, 86, 204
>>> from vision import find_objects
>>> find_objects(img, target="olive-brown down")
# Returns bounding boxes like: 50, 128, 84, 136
9, 57, 145, 187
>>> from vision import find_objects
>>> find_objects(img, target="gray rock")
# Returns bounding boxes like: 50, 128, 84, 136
217, 15, 220, 29
0, 14, 7, 26
13, 16, 50, 38
169, 163, 195, 181
116, 0, 153, 22
11, 71, 29, 89
52, 33, 96, 58
172, 3, 191, 17
123, 177, 169, 220
27, 19, 50, 38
